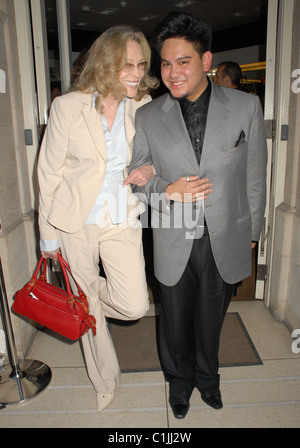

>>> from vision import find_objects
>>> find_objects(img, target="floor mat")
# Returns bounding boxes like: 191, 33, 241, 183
109, 312, 262, 373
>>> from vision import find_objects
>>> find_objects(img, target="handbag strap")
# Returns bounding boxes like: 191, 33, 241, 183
56, 253, 86, 299
29, 255, 85, 301
56, 254, 90, 313
31, 256, 47, 283
25, 255, 90, 316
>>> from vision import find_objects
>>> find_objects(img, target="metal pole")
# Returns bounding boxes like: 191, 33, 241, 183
30, 0, 51, 124
0, 259, 20, 372
0, 257, 52, 405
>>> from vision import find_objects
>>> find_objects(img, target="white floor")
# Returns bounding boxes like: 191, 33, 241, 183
1, 301, 300, 428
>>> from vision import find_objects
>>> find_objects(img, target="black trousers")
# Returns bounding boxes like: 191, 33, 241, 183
158, 230, 235, 400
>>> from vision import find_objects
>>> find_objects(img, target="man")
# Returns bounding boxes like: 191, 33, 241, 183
215, 61, 242, 89
127, 12, 267, 419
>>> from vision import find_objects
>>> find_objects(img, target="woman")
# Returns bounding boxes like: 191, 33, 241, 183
37, 25, 158, 412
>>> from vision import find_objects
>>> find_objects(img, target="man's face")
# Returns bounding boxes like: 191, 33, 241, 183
160, 37, 212, 101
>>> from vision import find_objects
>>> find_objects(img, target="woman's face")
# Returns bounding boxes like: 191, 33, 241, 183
119, 40, 147, 98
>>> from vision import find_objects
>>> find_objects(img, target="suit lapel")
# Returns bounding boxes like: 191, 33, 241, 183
200, 83, 230, 174
81, 96, 107, 162
124, 99, 137, 164
161, 95, 199, 171
81, 96, 142, 165
126, 96, 153, 164
125, 99, 136, 144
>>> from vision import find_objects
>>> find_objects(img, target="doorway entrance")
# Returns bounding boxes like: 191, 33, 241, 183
14, 0, 292, 304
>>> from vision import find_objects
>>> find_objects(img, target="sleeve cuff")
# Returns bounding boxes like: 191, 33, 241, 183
40, 238, 60, 252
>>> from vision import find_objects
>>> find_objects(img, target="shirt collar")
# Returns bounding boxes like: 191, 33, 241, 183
179, 79, 211, 115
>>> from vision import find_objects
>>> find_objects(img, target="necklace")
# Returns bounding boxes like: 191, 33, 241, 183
102, 100, 120, 115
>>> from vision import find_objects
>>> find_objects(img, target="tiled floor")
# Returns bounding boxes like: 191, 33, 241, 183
0, 300, 300, 428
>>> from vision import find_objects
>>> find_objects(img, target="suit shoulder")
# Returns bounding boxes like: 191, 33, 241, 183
139, 94, 152, 106
51, 90, 91, 109
49, 91, 91, 124
222, 87, 262, 118
223, 87, 258, 105
136, 93, 169, 115
128, 94, 152, 111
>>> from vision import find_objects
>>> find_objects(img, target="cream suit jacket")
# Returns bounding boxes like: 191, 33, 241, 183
38, 91, 151, 241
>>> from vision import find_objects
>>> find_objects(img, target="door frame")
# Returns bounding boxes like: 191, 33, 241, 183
13, 0, 73, 209
256, 0, 295, 303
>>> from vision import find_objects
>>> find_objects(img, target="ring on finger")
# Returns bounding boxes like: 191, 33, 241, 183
186, 176, 190, 182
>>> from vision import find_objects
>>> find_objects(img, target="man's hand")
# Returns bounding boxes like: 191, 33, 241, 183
123, 165, 155, 187
166, 176, 213, 202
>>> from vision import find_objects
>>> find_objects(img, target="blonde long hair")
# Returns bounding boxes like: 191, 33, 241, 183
72, 25, 158, 110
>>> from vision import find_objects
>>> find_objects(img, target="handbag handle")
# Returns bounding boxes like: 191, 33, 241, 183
30, 254, 85, 302
56, 253, 86, 300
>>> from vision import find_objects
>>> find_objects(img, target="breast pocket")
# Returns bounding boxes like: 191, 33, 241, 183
220, 141, 247, 158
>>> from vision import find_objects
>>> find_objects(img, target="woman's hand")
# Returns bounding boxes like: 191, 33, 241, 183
123, 165, 155, 187
41, 248, 60, 261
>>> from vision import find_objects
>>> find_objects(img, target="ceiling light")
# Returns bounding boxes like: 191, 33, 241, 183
100, 8, 118, 15
174, 0, 195, 7
139, 15, 158, 21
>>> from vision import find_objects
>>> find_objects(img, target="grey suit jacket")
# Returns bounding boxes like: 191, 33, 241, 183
130, 82, 267, 286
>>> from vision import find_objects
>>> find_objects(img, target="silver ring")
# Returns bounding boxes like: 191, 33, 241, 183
186, 176, 190, 182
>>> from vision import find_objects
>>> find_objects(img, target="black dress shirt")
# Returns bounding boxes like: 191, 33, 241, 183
179, 80, 211, 164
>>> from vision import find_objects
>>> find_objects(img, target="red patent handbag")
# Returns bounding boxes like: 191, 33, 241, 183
13, 253, 96, 340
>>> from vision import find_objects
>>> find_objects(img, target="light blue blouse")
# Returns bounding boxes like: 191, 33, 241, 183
86, 97, 128, 225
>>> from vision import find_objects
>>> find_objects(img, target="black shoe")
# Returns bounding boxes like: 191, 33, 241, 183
168, 380, 193, 418
169, 401, 190, 419
201, 391, 223, 410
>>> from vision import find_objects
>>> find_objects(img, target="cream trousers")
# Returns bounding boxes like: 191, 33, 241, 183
57, 218, 149, 394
